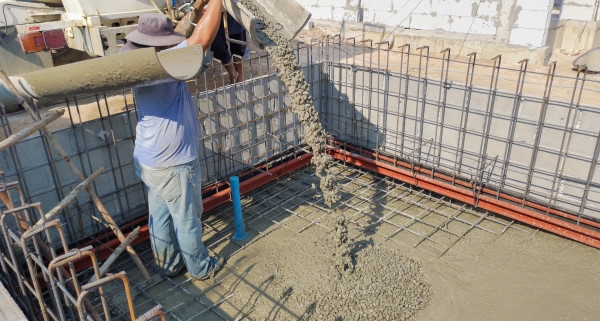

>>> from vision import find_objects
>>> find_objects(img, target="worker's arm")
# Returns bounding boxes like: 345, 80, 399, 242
185, 0, 223, 50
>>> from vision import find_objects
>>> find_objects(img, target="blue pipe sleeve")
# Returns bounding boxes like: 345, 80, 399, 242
230, 176, 248, 240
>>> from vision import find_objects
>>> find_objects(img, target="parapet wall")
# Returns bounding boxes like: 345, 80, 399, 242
297, 0, 600, 63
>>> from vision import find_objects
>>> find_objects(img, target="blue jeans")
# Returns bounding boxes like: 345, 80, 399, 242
134, 158, 217, 278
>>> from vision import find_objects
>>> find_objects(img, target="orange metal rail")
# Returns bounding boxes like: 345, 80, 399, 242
327, 145, 600, 249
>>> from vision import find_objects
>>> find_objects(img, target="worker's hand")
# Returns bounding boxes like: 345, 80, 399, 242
189, 0, 213, 24
175, 0, 212, 37
193, 0, 211, 12
186, 0, 223, 49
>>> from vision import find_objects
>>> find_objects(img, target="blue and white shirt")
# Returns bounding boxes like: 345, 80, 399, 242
133, 41, 200, 168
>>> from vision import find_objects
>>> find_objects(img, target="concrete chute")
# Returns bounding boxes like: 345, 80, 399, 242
0, 44, 205, 108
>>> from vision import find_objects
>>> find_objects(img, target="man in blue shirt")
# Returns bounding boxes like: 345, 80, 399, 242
120, 0, 224, 280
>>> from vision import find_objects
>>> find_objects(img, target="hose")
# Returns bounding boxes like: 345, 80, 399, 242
149, 0, 166, 14
166, 0, 176, 22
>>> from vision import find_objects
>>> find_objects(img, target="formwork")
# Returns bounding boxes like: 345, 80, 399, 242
0, 36, 599, 320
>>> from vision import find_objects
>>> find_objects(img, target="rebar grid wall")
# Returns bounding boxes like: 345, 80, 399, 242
314, 37, 600, 221
0, 37, 598, 250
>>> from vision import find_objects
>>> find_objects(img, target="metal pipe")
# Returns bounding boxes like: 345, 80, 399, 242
230, 176, 248, 240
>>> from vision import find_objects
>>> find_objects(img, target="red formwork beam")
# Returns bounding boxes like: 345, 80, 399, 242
334, 142, 600, 230
202, 153, 313, 213
327, 146, 600, 249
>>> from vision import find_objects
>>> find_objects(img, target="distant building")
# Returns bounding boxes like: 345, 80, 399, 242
297, 0, 600, 63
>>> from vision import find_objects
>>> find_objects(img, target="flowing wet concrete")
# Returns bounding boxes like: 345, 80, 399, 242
104, 162, 600, 320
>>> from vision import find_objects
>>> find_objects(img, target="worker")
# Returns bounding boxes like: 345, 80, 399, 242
119, 0, 224, 280
210, 13, 247, 84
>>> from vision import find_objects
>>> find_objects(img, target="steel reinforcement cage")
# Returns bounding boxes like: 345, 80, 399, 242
0, 34, 600, 320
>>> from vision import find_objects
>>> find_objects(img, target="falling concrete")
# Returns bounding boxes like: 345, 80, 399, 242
222, 0, 310, 49
237, 0, 339, 207
237, 0, 432, 319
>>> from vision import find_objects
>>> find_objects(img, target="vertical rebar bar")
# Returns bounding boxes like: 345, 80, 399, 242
326, 35, 339, 147
435, 48, 451, 171
100, 93, 134, 221
523, 61, 556, 206
452, 52, 476, 182
475, 54, 501, 187
360, 39, 373, 149
398, 44, 410, 159
498, 59, 528, 197
548, 66, 587, 209
32, 101, 68, 230
375, 40, 391, 160
0, 102, 33, 215
415, 46, 429, 165
579, 126, 600, 221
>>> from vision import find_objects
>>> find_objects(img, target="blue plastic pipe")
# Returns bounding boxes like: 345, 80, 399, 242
230, 176, 248, 240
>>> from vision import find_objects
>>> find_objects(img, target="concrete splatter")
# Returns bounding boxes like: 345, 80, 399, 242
238, 0, 340, 207
238, 0, 355, 278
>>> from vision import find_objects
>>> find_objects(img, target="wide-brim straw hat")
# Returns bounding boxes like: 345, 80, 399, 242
120, 13, 185, 52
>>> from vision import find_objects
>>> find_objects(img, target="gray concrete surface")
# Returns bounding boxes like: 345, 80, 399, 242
0, 281, 27, 321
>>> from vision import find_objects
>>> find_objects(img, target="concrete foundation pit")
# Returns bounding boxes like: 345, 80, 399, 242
0, 17, 599, 321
